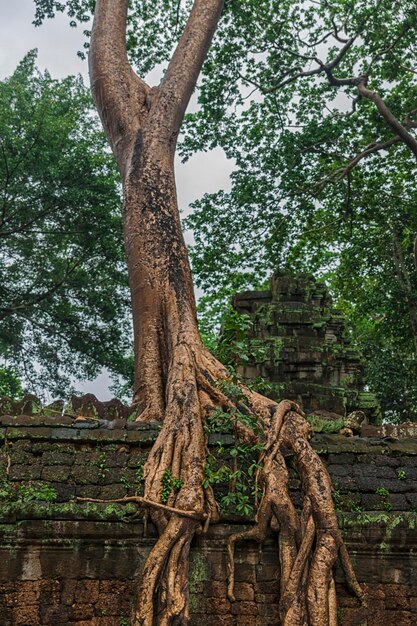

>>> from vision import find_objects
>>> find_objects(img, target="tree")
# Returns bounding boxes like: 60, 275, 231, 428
34, 1, 363, 624
0, 367, 22, 398
0, 51, 132, 396
180, 0, 417, 421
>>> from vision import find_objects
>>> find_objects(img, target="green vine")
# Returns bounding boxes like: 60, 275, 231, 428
203, 392, 264, 517
160, 469, 183, 504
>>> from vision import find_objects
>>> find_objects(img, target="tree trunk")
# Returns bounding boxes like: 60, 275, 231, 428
392, 229, 417, 354
124, 146, 201, 416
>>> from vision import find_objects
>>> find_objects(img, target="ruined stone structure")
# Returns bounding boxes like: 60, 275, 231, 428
233, 273, 380, 421
0, 398, 416, 625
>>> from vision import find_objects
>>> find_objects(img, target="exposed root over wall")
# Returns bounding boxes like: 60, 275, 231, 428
82, 346, 365, 625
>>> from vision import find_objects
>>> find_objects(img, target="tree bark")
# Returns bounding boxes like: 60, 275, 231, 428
392, 229, 417, 354
90, 0, 224, 412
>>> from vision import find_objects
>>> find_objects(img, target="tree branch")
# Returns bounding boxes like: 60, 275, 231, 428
357, 82, 417, 159
322, 136, 401, 185
89, 0, 150, 176
149, 0, 224, 149
260, 36, 358, 92
0, 261, 81, 317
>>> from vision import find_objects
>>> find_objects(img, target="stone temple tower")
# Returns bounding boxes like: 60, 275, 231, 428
233, 273, 380, 422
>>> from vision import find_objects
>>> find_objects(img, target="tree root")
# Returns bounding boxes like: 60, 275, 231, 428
76, 496, 206, 521
79, 345, 364, 625
227, 405, 366, 625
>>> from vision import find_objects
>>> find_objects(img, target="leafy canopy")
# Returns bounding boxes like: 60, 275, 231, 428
0, 51, 132, 396
32, 1, 417, 419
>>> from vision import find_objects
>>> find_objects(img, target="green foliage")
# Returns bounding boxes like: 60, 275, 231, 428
218, 310, 253, 367
0, 367, 23, 399
376, 486, 392, 510
332, 490, 363, 513
307, 415, 344, 434
120, 471, 130, 492
0, 480, 57, 504
136, 464, 144, 485
96, 452, 108, 480
0, 52, 132, 396
203, 402, 263, 517
201, 308, 277, 397
180, 0, 417, 422
396, 469, 407, 480
160, 469, 183, 504
203, 447, 263, 517
32, 1, 417, 420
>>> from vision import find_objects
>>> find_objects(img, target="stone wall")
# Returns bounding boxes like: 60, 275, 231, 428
0, 415, 416, 625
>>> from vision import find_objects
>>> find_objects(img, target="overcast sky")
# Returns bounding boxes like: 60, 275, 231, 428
1, 0, 234, 399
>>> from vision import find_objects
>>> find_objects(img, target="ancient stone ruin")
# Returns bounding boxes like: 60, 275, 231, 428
0, 276, 416, 624
233, 272, 380, 423
0, 391, 416, 624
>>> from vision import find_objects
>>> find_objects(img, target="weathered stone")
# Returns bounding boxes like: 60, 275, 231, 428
234, 273, 380, 421
41, 466, 71, 482
70, 465, 101, 484
0, 415, 416, 625
231, 601, 258, 615
233, 582, 255, 602
41, 451, 74, 466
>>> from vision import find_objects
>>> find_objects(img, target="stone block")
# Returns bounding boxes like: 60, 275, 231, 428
9, 465, 42, 480
204, 580, 228, 597
256, 564, 279, 582
368, 610, 414, 626
328, 453, 356, 464
234, 562, 256, 583
257, 603, 280, 620
233, 582, 255, 602
231, 601, 258, 615
98, 484, 126, 500
13, 604, 40, 626
327, 464, 352, 477
61, 580, 77, 606
41, 451, 74, 466
52, 483, 76, 502
255, 593, 279, 604
89, 594, 119, 616
69, 603, 95, 620
71, 465, 101, 484
75, 580, 100, 604
204, 597, 232, 614
41, 465, 71, 482
254, 581, 279, 595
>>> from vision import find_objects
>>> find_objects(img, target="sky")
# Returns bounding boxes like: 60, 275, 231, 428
0, 0, 234, 400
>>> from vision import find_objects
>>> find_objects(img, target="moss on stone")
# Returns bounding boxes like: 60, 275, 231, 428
189, 552, 209, 610
306, 415, 344, 433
